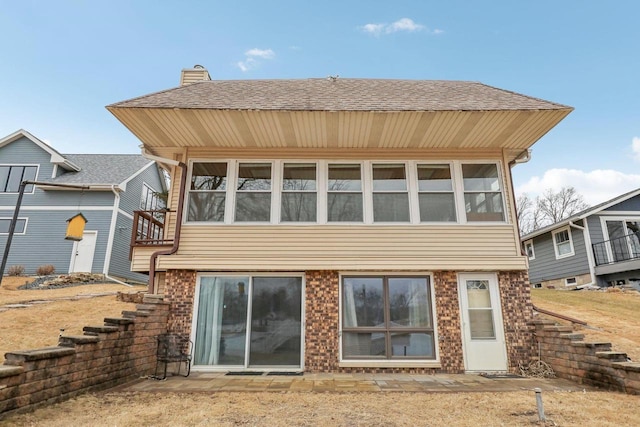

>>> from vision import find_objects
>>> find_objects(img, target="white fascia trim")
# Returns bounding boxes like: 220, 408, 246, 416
118, 160, 156, 192
38, 184, 123, 191
117, 209, 134, 220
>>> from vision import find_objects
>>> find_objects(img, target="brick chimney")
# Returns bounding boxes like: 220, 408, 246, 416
180, 65, 211, 86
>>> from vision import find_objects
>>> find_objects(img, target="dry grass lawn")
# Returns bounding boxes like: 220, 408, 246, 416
531, 288, 640, 361
2, 278, 640, 426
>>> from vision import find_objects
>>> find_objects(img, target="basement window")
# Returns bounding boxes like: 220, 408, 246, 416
565, 277, 577, 286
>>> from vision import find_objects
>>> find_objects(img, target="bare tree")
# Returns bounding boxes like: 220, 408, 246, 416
517, 186, 589, 235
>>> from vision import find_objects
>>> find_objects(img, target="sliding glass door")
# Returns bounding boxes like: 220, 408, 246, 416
193, 275, 303, 370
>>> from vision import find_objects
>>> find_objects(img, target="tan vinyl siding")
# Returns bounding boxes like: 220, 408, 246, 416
131, 225, 526, 271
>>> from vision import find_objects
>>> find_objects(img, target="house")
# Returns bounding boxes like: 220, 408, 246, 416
0, 129, 167, 283
106, 66, 572, 373
522, 188, 640, 290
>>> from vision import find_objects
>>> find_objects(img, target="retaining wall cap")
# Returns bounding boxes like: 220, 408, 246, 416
4, 346, 76, 361
0, 365, 24, 378
59, 335, 101, 345
82, 326, 120, 334
103, 317, 135, 325
611, 362, 640, 372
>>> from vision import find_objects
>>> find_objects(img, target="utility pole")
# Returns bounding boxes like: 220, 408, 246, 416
0, 180, 89, 287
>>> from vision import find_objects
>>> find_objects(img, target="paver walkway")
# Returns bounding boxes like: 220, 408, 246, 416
120, 372, 589, 393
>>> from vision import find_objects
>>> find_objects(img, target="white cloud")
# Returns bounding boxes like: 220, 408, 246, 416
245, 48, 275, 59
632, 136, 640, 162
516, 168, 640, 206
236, 48, 275, 72
360, 18, 440, 36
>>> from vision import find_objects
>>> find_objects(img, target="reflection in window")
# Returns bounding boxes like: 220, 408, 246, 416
328, 164, 363, 222
462, 164, 504, 222
281, 163, 317, 222
417, 164, 456, 222
465, 280, 495, 339
235, 163, 272, 222
188, 162, 227, 222
342, 276, 435, 359
372, 164, 409, 222
0, 166, 37, 193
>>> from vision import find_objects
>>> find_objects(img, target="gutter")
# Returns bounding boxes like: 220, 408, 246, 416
139, 148, 187, 294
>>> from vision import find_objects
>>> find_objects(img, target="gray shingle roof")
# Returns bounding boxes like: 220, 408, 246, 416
46, 154, 152, 186
108, 78, 570, 112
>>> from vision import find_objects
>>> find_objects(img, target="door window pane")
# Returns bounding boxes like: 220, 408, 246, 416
417, 165, 456, 222
235, 163, 272, 222
466, 280, 496, 339
188, 162, 227, 222
194, 276, 249, 366
328, 164, 363, 222
372, 164, 409, 222
462, 164, 504, 222
281, 163, 317, 222
249, 277, 302, 366
469, 310, 496, 339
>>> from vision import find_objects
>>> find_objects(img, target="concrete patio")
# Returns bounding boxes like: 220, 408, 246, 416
117, 372, 590, 393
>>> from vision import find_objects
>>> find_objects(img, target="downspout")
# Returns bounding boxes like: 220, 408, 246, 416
569, 221, 597, 288
140, 148, 187, 294
103, 184, 133, 287
508, 149, 532, 250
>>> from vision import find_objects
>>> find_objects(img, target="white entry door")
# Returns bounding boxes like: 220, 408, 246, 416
458, 273, 508, 372
70, 231, 97, 273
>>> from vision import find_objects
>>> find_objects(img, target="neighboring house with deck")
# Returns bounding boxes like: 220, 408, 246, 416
107, 66, 572, 374
0, 129, 166, 283
522, 188, 640, 289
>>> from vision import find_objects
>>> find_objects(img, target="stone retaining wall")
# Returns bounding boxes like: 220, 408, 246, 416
0, 295, 169, 418
532, 319, 640, 394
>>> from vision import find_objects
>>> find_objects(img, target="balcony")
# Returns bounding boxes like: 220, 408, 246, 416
592, 232, 640, 276
130, 210, 174, 258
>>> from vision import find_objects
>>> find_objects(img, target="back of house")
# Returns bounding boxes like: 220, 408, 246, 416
108, 66, 572, 374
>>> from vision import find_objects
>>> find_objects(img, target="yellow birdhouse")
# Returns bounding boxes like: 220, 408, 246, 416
65, 213, 88, 241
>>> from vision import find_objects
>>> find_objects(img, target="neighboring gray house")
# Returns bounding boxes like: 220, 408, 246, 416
0, 129, 166, 283
522, 188, 640, 289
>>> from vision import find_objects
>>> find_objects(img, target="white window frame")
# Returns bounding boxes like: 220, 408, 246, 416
182, 159, 508, 227
524, 240, 535, 260
552, 226, 575, 259
0, 217, 28, 235
0, 164, 39, 194
337, 271, 440, 368
565, 277, 577, 286
280, 162, 319, 224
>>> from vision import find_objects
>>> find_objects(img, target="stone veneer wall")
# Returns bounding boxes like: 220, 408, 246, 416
498, 270, 536, 372
0, 296, 169, 418
532, 319, 640, 394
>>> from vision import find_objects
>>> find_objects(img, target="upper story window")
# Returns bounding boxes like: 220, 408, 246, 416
462, 164, 504, 222
0, 165, 37, 193
524, 240, 535, 260
184, 160, 507, 226
372, 164, 409, 222
188, 162, 227, 222
553, 227, 574, 259
0, 218, 27, 234
417, 164, 456, 222
328, 164, 363, 222
235, 163, 272, 222
281, 163, 317, 222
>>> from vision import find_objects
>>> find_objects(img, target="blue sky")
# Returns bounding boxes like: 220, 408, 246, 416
1, 1, 638, 205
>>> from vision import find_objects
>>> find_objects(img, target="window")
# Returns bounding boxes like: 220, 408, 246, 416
417, 164, 456, 222
281, 163, 317, 222
462, 163, 504, 222
235, 163, 272, 222
532, 283, 542, 289
140, 183, 164, 211
553, 227, 574, 259
0, 166, 37, 193
327, 164, 363, 222
0, 218, 27, 234
565, 277, 577, 286
188, 162, 227, 222
372, 164, 409, 222
524, 240, 535, 260
341, 276, 435, 359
